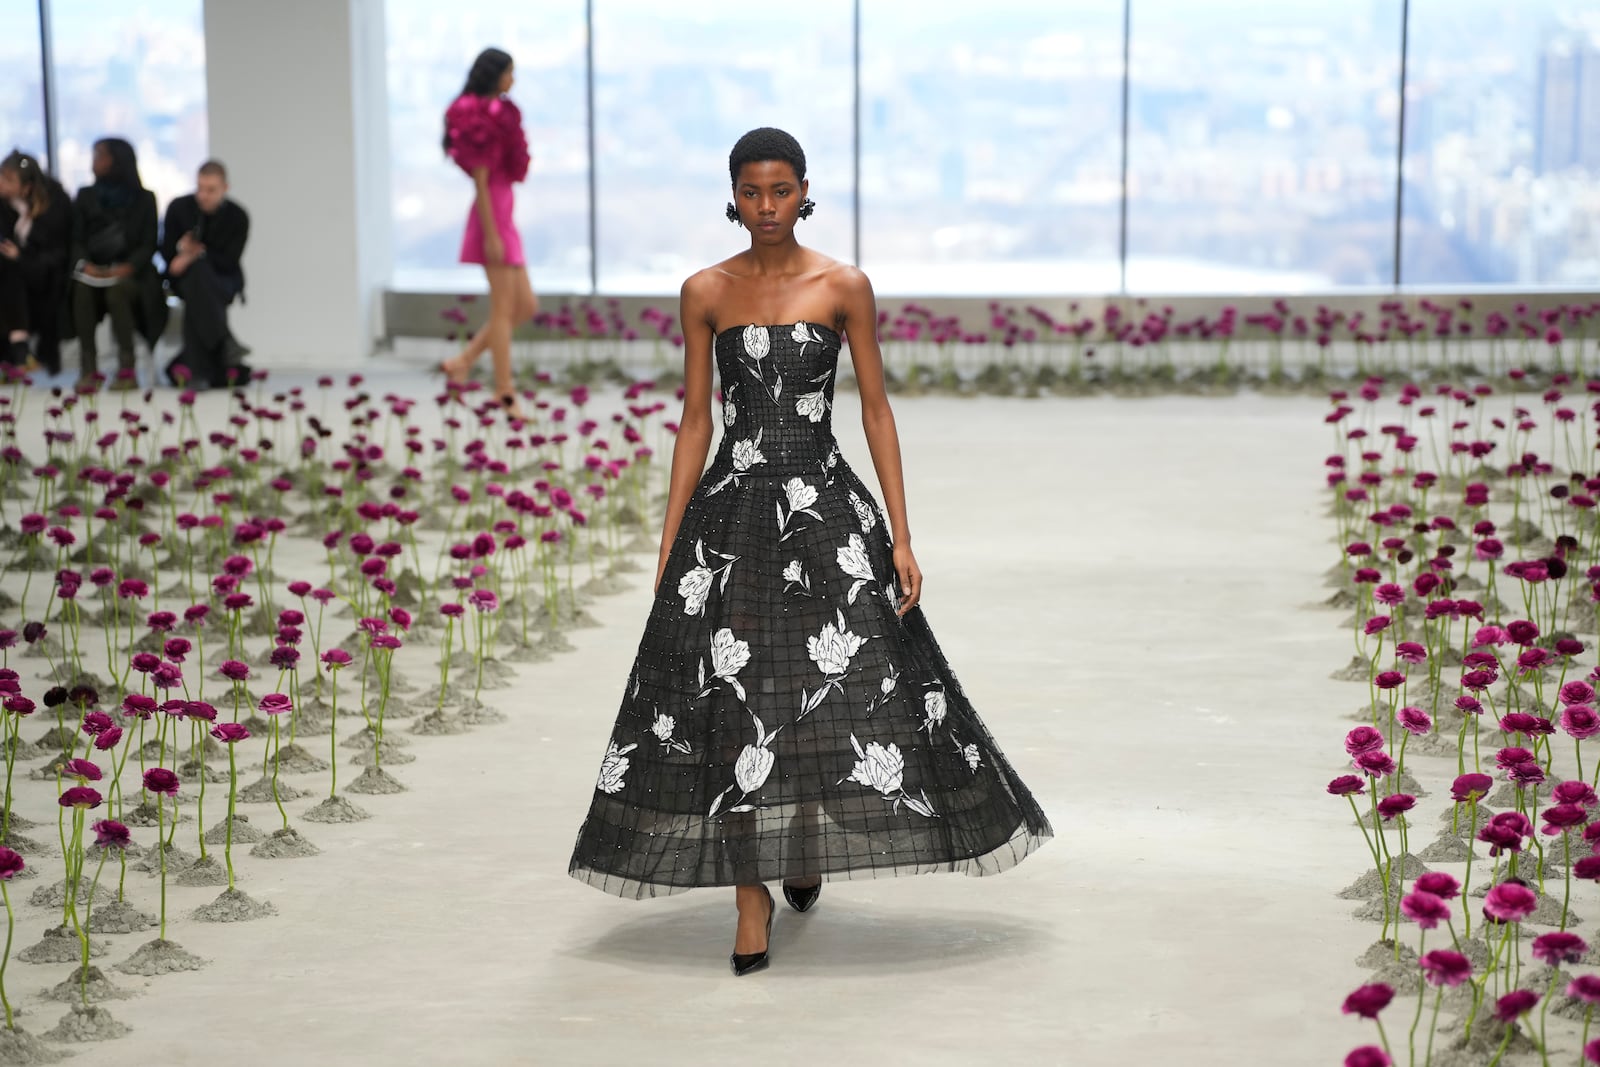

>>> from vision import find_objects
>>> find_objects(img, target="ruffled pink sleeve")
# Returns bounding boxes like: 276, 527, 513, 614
498, 98, 531, 183
445, 95, 499, 175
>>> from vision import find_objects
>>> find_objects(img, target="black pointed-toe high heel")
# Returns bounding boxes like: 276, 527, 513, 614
730, 885, 775, 977
782, 880, 821, 914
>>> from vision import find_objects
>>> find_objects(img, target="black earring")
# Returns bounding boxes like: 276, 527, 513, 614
725, 202, 741, 226
798, 197, 816, 220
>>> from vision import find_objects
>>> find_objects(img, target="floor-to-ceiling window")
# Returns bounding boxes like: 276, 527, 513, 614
0, 3, 48, 164
386, 0, 590, 293
859, 1, 1124, 294
48, 0, 208, 208
1401, 1, 1599, 287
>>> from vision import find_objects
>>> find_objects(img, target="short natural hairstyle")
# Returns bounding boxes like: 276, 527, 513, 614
198, 159, 227, 181
728, 127, 807, 187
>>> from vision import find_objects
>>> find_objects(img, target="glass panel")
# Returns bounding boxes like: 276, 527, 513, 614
591, 0, 855, 294
859, 1, 1125, 295
49, 0, 209, 210
1401, 3, 1600, 287
387, 0, 591, 292
0, 2, 47, 163
1126, 0, 1403, 293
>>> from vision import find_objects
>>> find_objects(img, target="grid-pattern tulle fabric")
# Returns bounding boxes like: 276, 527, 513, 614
568, 322, 1052, 899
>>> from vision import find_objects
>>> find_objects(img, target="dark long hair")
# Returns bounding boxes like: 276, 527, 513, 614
0, 150, 55, 217
442, 48, 513, 152
93, 137, 143, 191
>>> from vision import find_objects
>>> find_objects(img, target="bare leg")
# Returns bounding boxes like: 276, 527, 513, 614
733, 883, 772, 954
442, 262, 534, 384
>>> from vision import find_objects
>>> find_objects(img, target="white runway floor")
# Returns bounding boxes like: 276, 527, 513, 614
19, 382, 1359, 1065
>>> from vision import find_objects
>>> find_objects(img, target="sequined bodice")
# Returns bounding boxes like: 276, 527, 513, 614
708, 322, 842, 478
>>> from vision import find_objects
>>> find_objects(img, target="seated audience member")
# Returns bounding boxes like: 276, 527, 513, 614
0, 150, 72, 373
70, 137, 161, 389
161, 159, 251, 388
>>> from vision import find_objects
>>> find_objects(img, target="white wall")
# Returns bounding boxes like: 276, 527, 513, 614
202, 0, 390, 366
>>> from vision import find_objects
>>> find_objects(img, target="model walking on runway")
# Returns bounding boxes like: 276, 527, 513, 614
568, 128, 1051, 975
437, 47, 538, 418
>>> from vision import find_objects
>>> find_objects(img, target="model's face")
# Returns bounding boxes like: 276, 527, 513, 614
733, 161, 806, 240
499, 65, 515, 93
0, 170, 20, 200
195, 173, 227, 213
91, 144, 111, 179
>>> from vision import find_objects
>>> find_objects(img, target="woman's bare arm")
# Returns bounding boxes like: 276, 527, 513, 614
840, 268, 922, 615
654, 274, 717, 591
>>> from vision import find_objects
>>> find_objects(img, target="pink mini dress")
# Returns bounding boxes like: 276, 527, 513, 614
444, 93, 531, 267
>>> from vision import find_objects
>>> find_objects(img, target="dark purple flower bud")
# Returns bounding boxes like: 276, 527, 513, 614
210, 722, 250, 744
141, 768, 180, 796
90, 819, 130, 850
58, 786, 102, 809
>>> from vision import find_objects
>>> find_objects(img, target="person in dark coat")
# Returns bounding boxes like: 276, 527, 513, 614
0, 150, 72, 372
161, 159, 250, 388
70, 137, 161, 388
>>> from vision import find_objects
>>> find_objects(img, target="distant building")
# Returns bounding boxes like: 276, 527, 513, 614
1536, 27, 1600, 174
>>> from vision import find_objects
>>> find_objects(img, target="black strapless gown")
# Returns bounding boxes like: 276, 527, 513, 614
567, 321, 1051, 898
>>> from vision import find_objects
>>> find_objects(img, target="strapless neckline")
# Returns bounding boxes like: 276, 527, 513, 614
714, 321, 841, 345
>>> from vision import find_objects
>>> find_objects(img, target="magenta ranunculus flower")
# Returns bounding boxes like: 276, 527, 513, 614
1473, 625, 1509, 647
1508, 761, 1547, 789
1492, 989, 1540, 1023
259, 693, 292, 716
1363, 615, 1392, 636
211, 722, 250, 744
1415, 872, 1461, 900
1533, 931, 1589, 966
129, 651, 161, 674
1569, 975, 1600, 1004
1495, 746, 1535, 769
1555, 781, 1600, 808
1483, 882, 1540, 922
1328, 775, 1365, 796
321, 649, 353, 669
1394, 642, 1427, 664
0, 848, 23, 880
440, 603, 465, 619
80, 711, 113, 736
1563, 681, 1597, 706
1373, 670, 1406, 690
1506, 619, 1540, 645
1398, 706, 1432, 735
91, 819, 131, 850
1378, 794, 1416, 821
1401, 889, 1451, 929
1564, 705, 1600, 740
62, 758, 101, 781
1355, 751, 1398, 777
469, 588, 500, 613
389, 607, 412, 631
92, 726, 123, 751
1341, 983, 1395, 1019
218, 659, 251, 681
58, 786, 102, 809
142, 768, 180, 796
1345, 726, 1384, 756
1452, 773, 1494, 802
1419, 950, 1473, 987
1542, 803, 1589, 835
1374, 583, 1406, 605
287, 581, 312, 597
184, 700, 218, 723
1344, 1047, 1392, 1067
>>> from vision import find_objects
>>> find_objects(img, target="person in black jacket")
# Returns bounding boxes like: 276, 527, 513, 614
161, 159, 250, 388
70, 137, 160, 388
0, 150, 72, 373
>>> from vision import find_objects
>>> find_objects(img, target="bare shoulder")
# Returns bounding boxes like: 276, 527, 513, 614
820, 260, 874, 302
680, 266, 730, 329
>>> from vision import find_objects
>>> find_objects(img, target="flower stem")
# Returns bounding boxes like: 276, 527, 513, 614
224, 743, 236, 892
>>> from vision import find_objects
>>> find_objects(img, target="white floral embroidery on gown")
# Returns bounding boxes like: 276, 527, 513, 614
569, 321, 1051, 899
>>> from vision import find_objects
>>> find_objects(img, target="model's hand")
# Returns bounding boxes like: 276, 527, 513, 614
0, 241, 17, 261
485, 234, 505, 266
892, 542, 922, 616
108, 263, 134, 280
168, 253, 192, 277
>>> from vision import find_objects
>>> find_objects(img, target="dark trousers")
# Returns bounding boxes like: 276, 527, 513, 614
0, 259, 26, 341
72, 275, 140, 376
171, 259, 241, 385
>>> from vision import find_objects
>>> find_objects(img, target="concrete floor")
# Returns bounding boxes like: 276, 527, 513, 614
4, 383, 1367, 1066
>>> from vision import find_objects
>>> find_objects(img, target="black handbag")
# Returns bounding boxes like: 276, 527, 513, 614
85, 220, 127, 264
